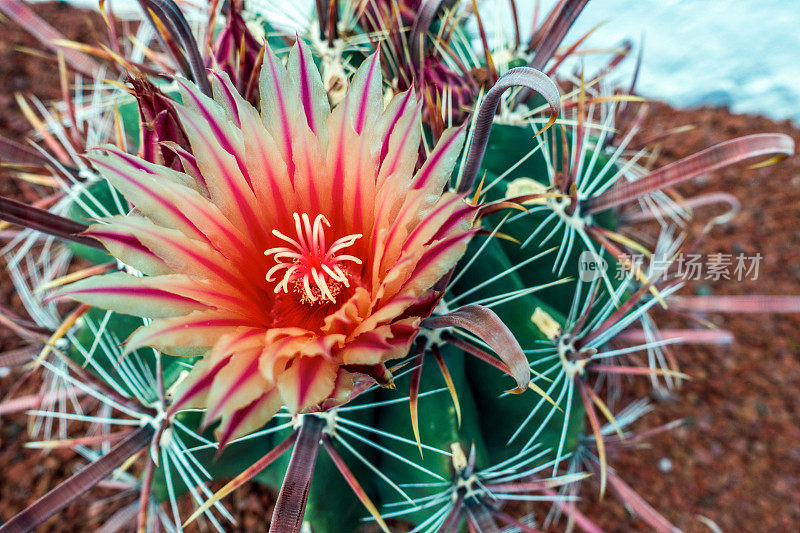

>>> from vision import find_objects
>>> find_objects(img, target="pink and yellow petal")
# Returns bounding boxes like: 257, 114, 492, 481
259, 43, 300, 177
101, 216, 246, 290
173, 93, 264, 238
84, 223, 170, 276
89, 149, 260, 267
171, 329, 268, 413
59, 272, 212, 318
377, 89, 420, 184
345, 51, 382, 137
318, 369, 356, 411
204, 348, 271, 424
216, 389, 283, 448
125, 310, 258, 353
211, 72, 296, 226
412, 124, 467, 191
395, 231, 475, 301
341, 318, 419, 365
277, 355, 339, 414
287, 39, 330, 144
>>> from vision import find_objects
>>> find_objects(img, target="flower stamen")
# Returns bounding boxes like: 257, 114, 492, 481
265, 213, 362, 304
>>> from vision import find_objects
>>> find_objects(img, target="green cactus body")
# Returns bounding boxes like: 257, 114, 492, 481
150, 410, 275, 503
450, 237, 585, 463
375, 343, 487, 528
478, 123, 620, 315
68, 308, 183, 400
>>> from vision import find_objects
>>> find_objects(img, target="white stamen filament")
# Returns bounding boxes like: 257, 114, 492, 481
265, 213, 363, 304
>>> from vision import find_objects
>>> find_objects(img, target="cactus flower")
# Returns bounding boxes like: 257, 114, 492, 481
61, 42, 476, 444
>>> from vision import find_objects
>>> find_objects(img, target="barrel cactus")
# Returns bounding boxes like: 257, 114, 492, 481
0, 1, 797, 532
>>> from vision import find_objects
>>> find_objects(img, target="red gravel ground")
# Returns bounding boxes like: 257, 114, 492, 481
1, 4, 799, 532
581, 104, 800, 532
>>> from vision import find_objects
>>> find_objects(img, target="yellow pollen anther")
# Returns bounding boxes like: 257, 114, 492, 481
264, 213, 362, 304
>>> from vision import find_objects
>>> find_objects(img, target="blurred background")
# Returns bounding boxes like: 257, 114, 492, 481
494, 0, 800, 122
29, 0, 800, 121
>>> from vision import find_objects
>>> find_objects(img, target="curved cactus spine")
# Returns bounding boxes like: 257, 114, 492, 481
270, 416, 326, 533
458, 67, 561, 194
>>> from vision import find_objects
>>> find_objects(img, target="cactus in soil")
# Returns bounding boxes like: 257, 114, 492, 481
0, 1, 797, 532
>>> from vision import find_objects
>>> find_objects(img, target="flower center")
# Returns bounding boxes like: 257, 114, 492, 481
264, 212, 362, 304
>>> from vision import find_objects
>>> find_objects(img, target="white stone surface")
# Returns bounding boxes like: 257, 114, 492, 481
36, 0, 800, 122
485, 0, 800, 122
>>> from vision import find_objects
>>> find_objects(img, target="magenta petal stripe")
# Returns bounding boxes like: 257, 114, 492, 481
413, 124, 467, 190
289, 39, 329, 138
